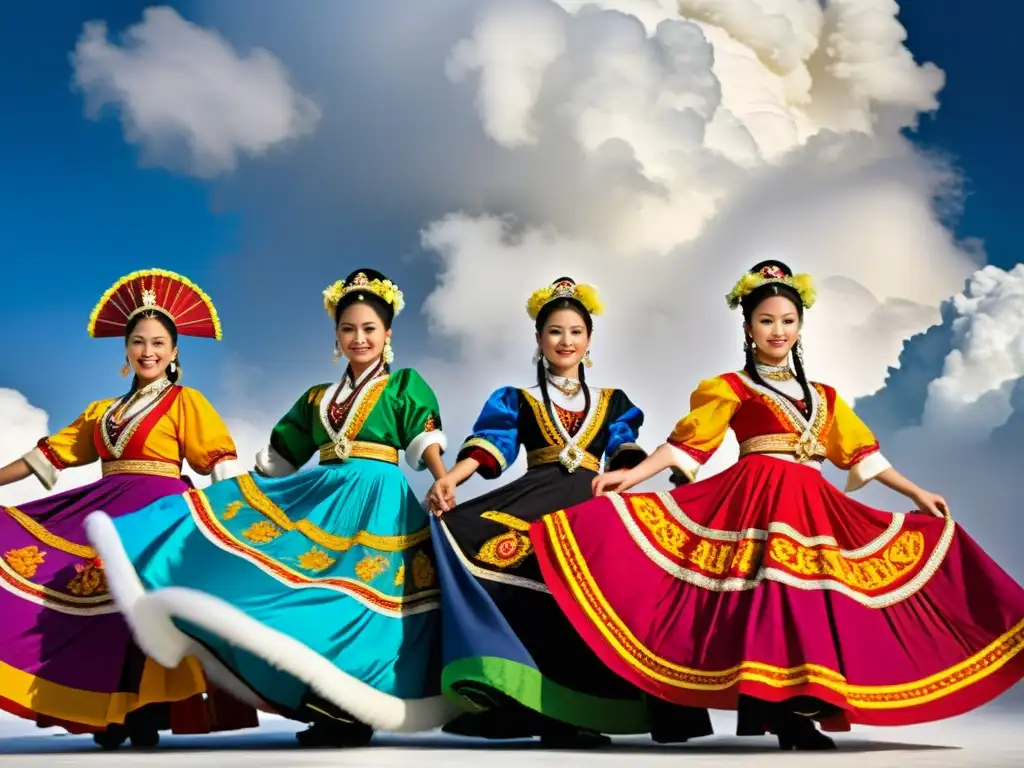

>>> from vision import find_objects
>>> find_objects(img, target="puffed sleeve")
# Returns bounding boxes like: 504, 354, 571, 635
255, 385, 323, 478
665, 376, 742, 482
392, 368, 447, 471
22, 399, 111, 490
456, 386, 521, 480
176, 388, 241, 482
826, 389, 891, 493
605, 389, 647, 471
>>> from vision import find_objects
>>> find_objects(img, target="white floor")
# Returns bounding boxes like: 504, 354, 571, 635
1, 706, 1022, 768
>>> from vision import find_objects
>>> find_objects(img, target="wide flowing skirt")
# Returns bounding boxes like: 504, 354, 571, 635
435, 463, 712, 740
0, 474, 235, 733
532, 454, 1024, 728
88, 460, 459, 732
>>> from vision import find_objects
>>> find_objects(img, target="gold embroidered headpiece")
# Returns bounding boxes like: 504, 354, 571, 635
87, 268, 222, 339
726, 263, 816, 310
526, 277, 604, 320
323, 271, 405, 319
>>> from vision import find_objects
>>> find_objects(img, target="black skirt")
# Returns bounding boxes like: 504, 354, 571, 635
432, 463, 712, 740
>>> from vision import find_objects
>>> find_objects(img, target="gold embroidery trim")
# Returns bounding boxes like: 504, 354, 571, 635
66, 560, 108, 596
526, 445, 600, 472
460, 437, 509, 470
297, 546, 336, 572
242, 520, 283, 543
411, 550, 437, 588
481, 511, 531, 532
520, 388, 612, 451
3, 506, 97, 559
320, 376, 389, 449
544, 510, 1024, 707
102, 459, 182, 478
738, 434, 827, 462
4, 545, 47, 579
355, 554, 390, 582
99, 381, 174, 458
317, 441, 399, 465
476, 531, 533, 569
234, 473, 429, 553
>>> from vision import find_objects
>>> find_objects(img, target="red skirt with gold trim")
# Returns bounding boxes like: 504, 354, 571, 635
531, 454, 1024, 727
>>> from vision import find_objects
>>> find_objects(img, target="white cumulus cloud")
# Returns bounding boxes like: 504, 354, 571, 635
851, 265, 1024, 577
399, 0, 976, 487
71, 5, 321, 177
59, 0, 1021, 570
0, 389, 101, 506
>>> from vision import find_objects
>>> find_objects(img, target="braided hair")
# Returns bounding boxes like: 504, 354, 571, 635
740, 260, 813, 417
534, 278, 593, 427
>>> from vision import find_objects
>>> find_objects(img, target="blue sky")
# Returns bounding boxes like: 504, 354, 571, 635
0, 0, 1020, 434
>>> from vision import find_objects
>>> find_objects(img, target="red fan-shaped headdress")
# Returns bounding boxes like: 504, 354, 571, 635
87, 269, 223, 339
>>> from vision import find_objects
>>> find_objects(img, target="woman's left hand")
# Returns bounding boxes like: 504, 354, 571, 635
913, 489, 950, 518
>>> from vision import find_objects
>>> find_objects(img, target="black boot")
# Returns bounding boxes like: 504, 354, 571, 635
92, 724, 128, 750
538, 721, 611, 749
125, 705, 162, 748
295, 719, 374, 748
775, 715, 836, 751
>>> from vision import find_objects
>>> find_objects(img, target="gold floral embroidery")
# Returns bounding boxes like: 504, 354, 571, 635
629, 496, 691, 560
243, 520, 282, 544
770, 530, 926, 591
67, 560, 108, 596
223, 501, 243, 520
4, 545, 46, 579
481, 511, 531, 532
423, 414, 438, 432
298, 547, 336, 573
355, 554, 390, 582
411, 550, 436, 588
476, 531, 532, 569
394, 563, 406, 586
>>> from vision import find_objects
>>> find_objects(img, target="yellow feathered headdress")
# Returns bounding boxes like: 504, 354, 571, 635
726, 263, 816, 310
526, 277, 604, 320
322, 270, 405, 319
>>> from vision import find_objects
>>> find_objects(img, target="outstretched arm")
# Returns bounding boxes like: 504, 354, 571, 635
594, 443, 677, 494
422, 443, 447, 482
0, 459, 32, 488
875, 467, 949, 518
595, 377, 740, 495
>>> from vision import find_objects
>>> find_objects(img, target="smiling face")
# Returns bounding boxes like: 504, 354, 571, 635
536, 307, 590, 376
125, 315, 177, 386
744, 294, 801, 365
336, 300, 390, 373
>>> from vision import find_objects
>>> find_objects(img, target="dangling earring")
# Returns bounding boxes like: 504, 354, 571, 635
169, 360, 177, 374
583, 349, 593, 368
382, 339, 395, 365
332, 341, 341, 364
532, 347, 542, 365
120, 359, 130, 377
795, 336, 804, 361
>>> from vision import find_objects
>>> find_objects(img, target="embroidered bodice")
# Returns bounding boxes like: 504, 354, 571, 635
23, 382, 239, 489
666, 372, 891, 492
457, 384, 647, 479
256, 367, 447, 476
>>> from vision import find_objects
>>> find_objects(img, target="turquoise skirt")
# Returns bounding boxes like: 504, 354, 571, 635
88, 459, 457, 731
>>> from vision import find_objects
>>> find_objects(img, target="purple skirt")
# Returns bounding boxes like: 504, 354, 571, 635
0, 472, 206, 729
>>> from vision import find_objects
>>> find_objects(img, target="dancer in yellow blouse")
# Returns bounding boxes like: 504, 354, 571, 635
0, 269, 256, 749
531, 260, 1024, 750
